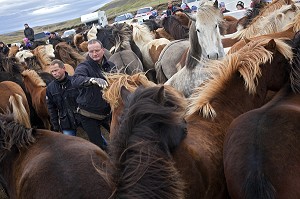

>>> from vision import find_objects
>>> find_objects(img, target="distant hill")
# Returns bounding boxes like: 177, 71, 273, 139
0, 0, 181, 44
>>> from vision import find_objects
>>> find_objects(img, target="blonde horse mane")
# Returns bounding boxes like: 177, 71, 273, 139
187, 38, 293, 118
9, 94, 31, 128
103, 73, 156, 108
233, 0, 293, 39
132, 24, 155, 46
87, 24, 98, 41
33, 45, 53, 67
22, 69, 46, 87
283, 11, 300, 32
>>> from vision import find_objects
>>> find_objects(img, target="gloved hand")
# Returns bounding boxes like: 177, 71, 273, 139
89, 78, 108, 89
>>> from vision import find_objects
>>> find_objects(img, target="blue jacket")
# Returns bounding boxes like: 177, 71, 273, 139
72, 55, 115, 115
46, 73, 79, 131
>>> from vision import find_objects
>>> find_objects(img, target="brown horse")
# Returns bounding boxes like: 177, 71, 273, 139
0, 81, 31, 128
21, 69, 50, 129
55, 42, 85, 68
223, 32, 300, 199
105, 37, 294, 198
0, 114, 112, 199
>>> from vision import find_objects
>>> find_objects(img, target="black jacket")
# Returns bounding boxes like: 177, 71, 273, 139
46, 73, 79, 131
24, 27, 34, 41
49, 36, 63, 48
72, 55, 115, 115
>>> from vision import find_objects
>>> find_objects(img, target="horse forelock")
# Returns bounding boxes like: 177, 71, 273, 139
0, 113, 35, 162
22, 69, 46, 87
110, 86, 186, 198
103, 73, 155, 109
187, 38, 291, 117
112, 24, 132, 52
196, 5, 222, 23
34, 46, 52, 66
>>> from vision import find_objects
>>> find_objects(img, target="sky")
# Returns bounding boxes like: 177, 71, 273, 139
0, 0, 111, 34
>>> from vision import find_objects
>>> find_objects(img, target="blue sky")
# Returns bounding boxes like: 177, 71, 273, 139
0, 0, 110, 34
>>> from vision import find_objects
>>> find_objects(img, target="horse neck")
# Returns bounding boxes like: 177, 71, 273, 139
23, 77, 44, 96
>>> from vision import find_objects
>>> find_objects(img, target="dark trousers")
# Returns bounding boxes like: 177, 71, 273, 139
79, 114, 108, 151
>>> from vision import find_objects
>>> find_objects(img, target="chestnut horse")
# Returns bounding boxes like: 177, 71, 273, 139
0, 114, 112, 199
223, 32, 300, 199
0, 81, 31, 128
21, 69, 50, 129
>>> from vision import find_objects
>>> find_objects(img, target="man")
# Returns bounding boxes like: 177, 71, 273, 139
24, 24, 35, 42
49, 32, 63, 48
72, 39, 115, 151
46, 59, 79, 136
0, 41, 9, 56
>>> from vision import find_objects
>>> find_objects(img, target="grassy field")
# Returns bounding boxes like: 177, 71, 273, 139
0, 0, 181, 44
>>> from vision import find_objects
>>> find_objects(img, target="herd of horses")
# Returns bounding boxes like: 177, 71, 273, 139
0, 0, 300, 198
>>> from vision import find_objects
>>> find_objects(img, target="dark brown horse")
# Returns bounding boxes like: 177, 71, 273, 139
55, 42, 85, 68
0, 114, 112, 199
223, 32, 300, 199
108, 85, 187, 198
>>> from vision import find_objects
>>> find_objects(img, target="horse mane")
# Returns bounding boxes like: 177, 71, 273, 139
87, 24, 98, 40
233, 0, 293, 39
24, 56, 43, 72
55, 42, 85, 67
143, 19, 161, 31
111, 23, 133, 52
0, 114, 35, 162
73, 33, 85, 50
132, 24, 155, 45
109, 86, 186, 198
291, 31, 300, 93
103, 73, 156, 108
0, 55, 23, 74
33, 46, 52, 66
187, 38, 293, 117
283, 12, 300, 32
22, 69, 46, 87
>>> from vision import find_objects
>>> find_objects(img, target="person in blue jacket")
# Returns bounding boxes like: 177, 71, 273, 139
46, 59, 79, 136
72, 39, 115, 151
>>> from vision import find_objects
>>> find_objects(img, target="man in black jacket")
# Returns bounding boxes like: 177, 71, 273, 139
24, 23, 35, 42
49, 32, 63, 48
72, 39, 115, 151
46, 59, 79, 136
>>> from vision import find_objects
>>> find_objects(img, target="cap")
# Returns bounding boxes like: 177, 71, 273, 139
236, 1, 244, 8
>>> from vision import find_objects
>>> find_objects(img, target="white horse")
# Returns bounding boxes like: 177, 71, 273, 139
87, 24, 98, 41
15, 50, 34, 63
165, 2, 225, 96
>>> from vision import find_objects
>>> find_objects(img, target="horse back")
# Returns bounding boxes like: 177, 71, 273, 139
224, 87, 300, 199
8, 130, 112, 199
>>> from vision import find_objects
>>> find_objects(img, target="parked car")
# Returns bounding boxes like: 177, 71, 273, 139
34, 31, 50, 42
114, 13, 134, 24
135, 7, 158, 20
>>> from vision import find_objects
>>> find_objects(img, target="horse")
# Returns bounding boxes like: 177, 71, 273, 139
132, 23, 170, 82
155, 39, 190, 83
15, 50, 34, 63
108, 50, 144, 74
0, 81, 31, 128
87, 23, 98, 41
21, 69, 50, 130
54, 42, 85, 68
223, 31, 300, 199
108, 85, 187, 198
161, 15, 189, 40
7, 46, 19, 58
165, 3, 225, 96
32, 45, 74, 75
0, 114, 112, 198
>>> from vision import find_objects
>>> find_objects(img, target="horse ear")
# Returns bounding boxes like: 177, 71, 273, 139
291, 3, 297, 11
213, 0, 219, 9
265, 39, 277, 51
120, 86, 131, 105
155, 86, 165, 105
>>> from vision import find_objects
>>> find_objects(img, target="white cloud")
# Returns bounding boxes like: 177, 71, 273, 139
30, 4, 69, 15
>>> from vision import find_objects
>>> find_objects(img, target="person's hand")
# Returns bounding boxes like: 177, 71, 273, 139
89, 78, 108, 89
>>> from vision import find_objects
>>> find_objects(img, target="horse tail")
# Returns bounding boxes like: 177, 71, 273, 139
243, 170, 276, 199
9, 94, 31, 128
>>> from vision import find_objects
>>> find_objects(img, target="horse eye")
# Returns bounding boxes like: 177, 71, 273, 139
215, 25, 218, 28
196, 29, 200, 33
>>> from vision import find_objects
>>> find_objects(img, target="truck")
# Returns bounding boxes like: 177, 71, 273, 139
80, 11, 108, 27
